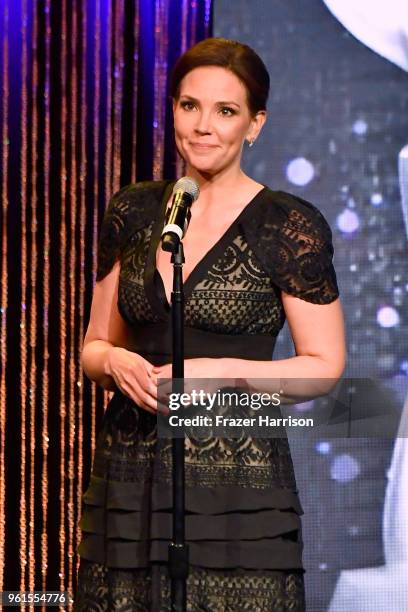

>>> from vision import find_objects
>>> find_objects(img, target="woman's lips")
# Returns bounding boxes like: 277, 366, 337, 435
189, 142, 218, 149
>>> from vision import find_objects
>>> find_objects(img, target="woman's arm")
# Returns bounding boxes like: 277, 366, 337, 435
220, 293, 346, 380
81, 261, 158, 412
81, 262, 128, 389
153, 293, 346, 402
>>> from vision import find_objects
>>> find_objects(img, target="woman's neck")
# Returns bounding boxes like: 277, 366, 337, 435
184, 165, 262, 211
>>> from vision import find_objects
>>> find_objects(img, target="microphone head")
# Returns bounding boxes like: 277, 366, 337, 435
173, 176, 200, 202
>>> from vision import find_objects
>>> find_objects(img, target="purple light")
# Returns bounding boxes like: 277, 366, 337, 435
330, 454, 360, 482
286, 157, 315, 186
352, 119, 368, 136
337, 209, 360, 233
294, 399, 314, 412
204, 0, 212, 28
316, 441, 331, 455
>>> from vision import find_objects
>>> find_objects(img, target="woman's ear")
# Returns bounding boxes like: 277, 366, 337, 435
247, 110, 267, 143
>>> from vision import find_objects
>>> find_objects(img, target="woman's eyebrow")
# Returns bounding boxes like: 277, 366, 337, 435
180, 94, 241, 108
217, 100, 241, 108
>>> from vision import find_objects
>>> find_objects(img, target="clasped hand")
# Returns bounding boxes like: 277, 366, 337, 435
106, 348, 225, 414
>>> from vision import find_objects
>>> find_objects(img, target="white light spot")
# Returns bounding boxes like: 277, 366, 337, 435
371, 193, 383, 206
286, 157, 315, 186
399, 145, 408, 159
331, 454, 360, 482
352, 119, 368, 136
337, 209, 360, 233
348, 525, 360, 536
377, 306, 400, 328
377, 354, 395, 370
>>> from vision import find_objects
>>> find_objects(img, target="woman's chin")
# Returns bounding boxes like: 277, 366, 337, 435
185, 163, 215, 176
185, 158, 227, 177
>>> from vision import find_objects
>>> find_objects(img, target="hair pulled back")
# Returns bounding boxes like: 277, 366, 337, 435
170, 38, 270, 116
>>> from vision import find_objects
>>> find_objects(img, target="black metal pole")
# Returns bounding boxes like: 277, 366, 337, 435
168, 241, 189, 611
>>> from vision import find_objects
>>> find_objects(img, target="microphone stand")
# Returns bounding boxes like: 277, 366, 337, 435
167, 239, 189, 611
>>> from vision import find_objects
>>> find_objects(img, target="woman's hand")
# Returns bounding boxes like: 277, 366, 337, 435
105, 346, 158, 414
152, 357, 231, 413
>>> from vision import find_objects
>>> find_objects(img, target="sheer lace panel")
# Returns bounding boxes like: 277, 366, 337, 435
92, 397, 298, 491
184, 233, 286, 335
96, 181, 171, 281
75, 560, 306, 612
244, 191, 339, 304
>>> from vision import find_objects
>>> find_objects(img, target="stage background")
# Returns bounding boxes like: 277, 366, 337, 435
0, 0, 210, 602
214, 0, 408, 609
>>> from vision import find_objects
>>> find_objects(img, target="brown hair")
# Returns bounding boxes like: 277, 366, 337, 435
170, 38, 270, 116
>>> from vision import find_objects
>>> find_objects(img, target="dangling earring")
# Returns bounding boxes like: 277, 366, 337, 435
248, 138, 255, 148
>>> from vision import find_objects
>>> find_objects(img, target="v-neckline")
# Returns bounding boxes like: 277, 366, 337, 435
144, 181, 268, 318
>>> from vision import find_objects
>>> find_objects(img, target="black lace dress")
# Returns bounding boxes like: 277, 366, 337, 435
74, 180, 339, 611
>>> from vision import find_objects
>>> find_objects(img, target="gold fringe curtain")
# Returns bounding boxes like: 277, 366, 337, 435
0, 0, 211, 599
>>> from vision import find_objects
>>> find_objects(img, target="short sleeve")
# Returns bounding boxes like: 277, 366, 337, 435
96, 185, 134, 281
244, 190, 340, 305
95, 180, 172, 281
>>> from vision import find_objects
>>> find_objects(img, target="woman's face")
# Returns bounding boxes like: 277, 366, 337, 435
173, 66, 265, 177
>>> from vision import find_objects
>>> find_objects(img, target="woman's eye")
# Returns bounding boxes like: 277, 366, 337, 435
180, 101, 196, 111
219, 107, 236, 117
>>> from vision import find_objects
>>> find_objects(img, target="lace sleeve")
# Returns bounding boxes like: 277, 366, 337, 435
96, 180, 171, 281
245, 190, 339, 304
96, 185, 134, 281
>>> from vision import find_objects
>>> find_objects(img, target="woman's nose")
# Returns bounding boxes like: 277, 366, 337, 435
194, 111, 212, 134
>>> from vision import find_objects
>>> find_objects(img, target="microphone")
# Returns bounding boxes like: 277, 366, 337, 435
161, 176, 200, 252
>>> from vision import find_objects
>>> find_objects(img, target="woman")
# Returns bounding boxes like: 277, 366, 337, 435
75, 38, 346, 611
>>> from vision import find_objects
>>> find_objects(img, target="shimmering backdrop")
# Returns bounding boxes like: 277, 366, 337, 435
215, 0, 408, 610
0, 0, 211, 599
